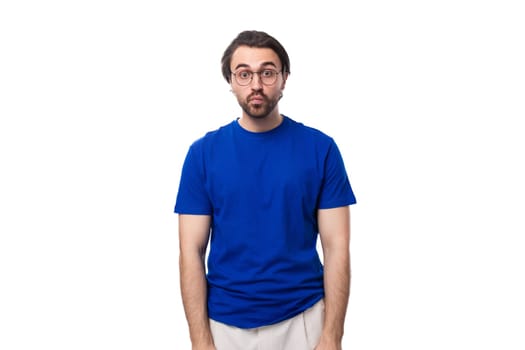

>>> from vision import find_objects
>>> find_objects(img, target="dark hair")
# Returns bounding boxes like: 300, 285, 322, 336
221, 30, 291, 83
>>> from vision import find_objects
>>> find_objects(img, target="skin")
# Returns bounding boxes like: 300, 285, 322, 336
179, 45, 351, 350
179, 214, 215, 350
316, 206, 351, 350
229, 46, 287, 132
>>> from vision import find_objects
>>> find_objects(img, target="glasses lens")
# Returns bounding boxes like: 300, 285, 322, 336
260, 70, 277, 85
235, 71, 252, 86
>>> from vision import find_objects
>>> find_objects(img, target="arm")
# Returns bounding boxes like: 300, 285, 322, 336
316, 206, 351, 350
178, 214, 216, 350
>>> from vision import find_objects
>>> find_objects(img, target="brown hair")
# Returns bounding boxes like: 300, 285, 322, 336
221, 30, 291, 83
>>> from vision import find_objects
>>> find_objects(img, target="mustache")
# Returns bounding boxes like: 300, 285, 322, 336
247, 92, 283, 101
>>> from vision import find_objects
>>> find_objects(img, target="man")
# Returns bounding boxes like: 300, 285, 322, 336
175, 30, 356, 350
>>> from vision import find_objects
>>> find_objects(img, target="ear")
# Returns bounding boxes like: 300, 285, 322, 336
280, 72, 289, 90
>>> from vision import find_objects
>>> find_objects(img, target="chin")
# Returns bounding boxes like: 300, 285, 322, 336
241, 104, 270, 119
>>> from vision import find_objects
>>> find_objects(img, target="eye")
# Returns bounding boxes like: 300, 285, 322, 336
238, 70, 252, 79
261, 70, 274, 78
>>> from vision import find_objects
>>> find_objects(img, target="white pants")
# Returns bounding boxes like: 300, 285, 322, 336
209, 299, 324, 350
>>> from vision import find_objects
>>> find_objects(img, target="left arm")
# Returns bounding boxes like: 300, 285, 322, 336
316, 206, 351, 350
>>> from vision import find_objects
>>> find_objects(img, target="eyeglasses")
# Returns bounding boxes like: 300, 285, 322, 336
232, 69, 280, 86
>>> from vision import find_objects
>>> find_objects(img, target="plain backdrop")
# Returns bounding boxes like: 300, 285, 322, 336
1, 0, 524, 349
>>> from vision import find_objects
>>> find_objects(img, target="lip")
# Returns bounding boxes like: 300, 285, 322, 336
249, 96, 264, 103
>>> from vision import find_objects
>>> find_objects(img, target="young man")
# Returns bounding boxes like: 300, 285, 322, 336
175, 30, 356, 350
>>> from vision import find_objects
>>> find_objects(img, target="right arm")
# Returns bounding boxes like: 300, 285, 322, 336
179, 214, 215, 350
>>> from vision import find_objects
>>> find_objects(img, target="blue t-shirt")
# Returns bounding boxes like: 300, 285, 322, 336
174, 116, 356, 328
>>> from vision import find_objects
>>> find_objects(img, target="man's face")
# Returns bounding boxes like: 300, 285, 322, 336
230, 46, 287, 119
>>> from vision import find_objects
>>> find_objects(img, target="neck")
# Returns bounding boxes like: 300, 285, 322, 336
238, 111, 283, 133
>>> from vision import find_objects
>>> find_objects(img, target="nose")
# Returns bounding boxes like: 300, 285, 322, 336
250, 72, 263, 89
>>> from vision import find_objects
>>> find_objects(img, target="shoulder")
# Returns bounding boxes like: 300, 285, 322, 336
189, 119, 236, 150
285, 116, 335, 146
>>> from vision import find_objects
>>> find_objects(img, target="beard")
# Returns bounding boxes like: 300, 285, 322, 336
238, 91, 281, 119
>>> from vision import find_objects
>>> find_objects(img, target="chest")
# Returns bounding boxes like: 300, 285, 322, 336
205, 137, 323, 206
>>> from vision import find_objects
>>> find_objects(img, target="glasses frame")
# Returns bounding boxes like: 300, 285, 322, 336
231, 69, 281, 86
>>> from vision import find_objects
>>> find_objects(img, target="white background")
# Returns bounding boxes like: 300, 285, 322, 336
1, 0, 524, 349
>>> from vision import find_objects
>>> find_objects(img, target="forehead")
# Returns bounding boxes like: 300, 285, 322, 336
230, 46, 281, 70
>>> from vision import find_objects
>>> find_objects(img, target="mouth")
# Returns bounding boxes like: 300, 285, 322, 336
249, 94, 265, 104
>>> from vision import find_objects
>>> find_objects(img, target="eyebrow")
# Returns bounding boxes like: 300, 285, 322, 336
233, 61, 278, 71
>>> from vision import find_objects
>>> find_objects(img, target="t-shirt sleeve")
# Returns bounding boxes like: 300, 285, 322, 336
317, 139, 356, 209
174, 143, 213, 215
